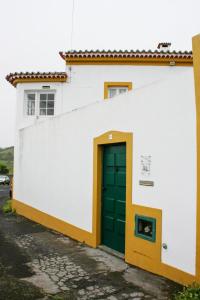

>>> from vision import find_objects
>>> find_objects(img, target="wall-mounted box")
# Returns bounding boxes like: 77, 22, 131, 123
135, 215, 156, 242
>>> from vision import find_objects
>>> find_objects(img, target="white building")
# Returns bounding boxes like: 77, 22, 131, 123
6, 35, 200, 285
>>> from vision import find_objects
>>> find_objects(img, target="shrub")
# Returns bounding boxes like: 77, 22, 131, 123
0, 163, 9, 175
174, 283, 200, 300
2, 200, 13, 214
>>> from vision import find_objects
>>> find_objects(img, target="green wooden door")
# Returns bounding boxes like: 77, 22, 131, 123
101, 143, 126, 253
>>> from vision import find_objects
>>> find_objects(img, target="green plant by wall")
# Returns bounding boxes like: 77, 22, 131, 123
2, 200, 13, 214
174, 283, 200, 300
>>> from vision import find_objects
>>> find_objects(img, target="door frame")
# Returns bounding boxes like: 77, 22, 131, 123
92, 130, 133, 254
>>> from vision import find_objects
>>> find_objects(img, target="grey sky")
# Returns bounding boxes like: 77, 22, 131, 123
0, 0, 199, 147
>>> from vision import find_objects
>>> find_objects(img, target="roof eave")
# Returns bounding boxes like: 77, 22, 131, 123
63, 56, 193, 66
6, 73, 67, 87
12, 77, 67, 87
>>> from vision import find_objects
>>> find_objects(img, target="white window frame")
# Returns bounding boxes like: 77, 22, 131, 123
24, 90, 56, 117
24, 92, 36, 116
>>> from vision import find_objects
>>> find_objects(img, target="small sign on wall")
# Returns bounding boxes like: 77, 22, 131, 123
139, 155, 154, 186
139, 180, 154, 187
140, 155, 151, 177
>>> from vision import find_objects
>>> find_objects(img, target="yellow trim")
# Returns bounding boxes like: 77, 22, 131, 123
65, 57, 193, 66
126, 205, 195, 285
92, 130, 196, 285
104, 82, 133, 99
192, 34, 200, 281
126, 205, 162, 265
92, 130, 133, 247
12, 199, 95, 247
13, 78, 67, 87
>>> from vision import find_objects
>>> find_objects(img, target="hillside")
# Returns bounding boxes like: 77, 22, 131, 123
0, 147, 14, 175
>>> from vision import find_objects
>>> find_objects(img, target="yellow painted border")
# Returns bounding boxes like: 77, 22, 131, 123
12, 77, 67, 87
92, 130, 133, 247
12, 199, 95, 247
126, 205, 162, 266
192, 34, 200, 281
65, 57, 193, 66
104, 82, 133, 99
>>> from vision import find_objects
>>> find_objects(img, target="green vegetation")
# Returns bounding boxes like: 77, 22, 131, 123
0, 147, 14, 175
2, 200, 13, 214
0, 163, 9, 175
174, 283, 200, 300
0, 274, 44, 300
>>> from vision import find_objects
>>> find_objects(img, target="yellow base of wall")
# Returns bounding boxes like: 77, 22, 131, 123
12, 198, 198, 286
12, 199, 96, 248
126, 253, 196, 286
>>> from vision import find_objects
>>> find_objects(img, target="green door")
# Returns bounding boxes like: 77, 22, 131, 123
101, 143, 126, 253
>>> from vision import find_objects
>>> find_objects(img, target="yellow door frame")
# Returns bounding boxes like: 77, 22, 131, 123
92, 130, 133, 249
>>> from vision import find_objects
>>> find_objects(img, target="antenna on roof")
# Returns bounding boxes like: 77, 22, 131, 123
67, 0, 76, 83
70, 0, 75, 51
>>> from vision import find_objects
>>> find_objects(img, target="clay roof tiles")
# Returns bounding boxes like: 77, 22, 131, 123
6, 72, 67, 87
59, 49, 193, 60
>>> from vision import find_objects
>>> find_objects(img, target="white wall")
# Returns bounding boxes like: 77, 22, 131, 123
14, 68, 196, 275
62, 65, 191, 111
16, 65, 191, 129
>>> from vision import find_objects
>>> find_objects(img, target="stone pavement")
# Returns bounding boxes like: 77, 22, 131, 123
0, 188, 181, 300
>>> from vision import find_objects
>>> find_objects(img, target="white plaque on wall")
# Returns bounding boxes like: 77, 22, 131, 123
140, 155, 151, 177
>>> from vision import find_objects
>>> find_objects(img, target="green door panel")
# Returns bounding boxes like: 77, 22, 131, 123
116, 172, 126, 187
101, 143, 126, 253
105, 154, 115, 166
103, 197, 115, 213
116, 200, 125, 217
105, 172, 115, 185
103, 216, 114, 231
116, 219, 126, 236
116, 153, 126, 166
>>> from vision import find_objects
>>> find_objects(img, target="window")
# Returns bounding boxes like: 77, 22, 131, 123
108, 87, 128, 98
39, 93, 55, 116
26, 93, 35, 115
25, 91, 55, 116
104, 82, 132, 99
134, 215, 156, 242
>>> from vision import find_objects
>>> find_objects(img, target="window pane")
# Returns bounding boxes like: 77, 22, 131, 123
48, 94, 54, 100
47, 101, 54, 108
27, 93, 35, 100
27, 99, 35, 115
47, 109, 54, 115
119, 88, 128, 94
40, 100, 47, 108
108, 88, 117, 98
40, 94, 47, 100
40, 109, 46, 115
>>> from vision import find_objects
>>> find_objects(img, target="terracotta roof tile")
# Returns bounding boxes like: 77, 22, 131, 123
6, 72, 67, 87
59, 49, 193, 60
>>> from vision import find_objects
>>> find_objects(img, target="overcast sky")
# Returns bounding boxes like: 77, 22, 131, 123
0, 0, 199, 147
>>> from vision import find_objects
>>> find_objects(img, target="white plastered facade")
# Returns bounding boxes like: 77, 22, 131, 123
14, 65, 196, 276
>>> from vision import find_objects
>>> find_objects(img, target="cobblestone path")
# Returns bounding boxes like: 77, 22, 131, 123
0, 188, 181, 299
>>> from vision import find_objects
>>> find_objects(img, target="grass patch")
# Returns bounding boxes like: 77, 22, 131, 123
174, 283, 200, 300
2, 200, 13, 214
0, 274, 44, 300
